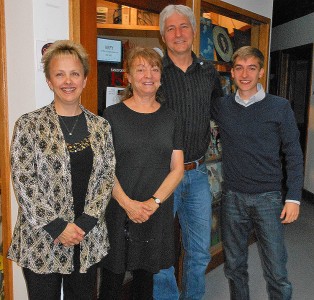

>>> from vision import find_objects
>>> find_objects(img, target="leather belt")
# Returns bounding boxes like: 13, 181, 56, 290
184, 157, 205, 171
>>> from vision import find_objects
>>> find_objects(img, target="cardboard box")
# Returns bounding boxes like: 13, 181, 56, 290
121, 6, 130, 25
130, 8, 138, 25
97, 7, 108, 24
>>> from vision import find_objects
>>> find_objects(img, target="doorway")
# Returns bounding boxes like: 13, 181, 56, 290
269, 44, 313, 154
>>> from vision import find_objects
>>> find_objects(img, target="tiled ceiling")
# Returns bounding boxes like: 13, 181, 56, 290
272, 0, 314, 27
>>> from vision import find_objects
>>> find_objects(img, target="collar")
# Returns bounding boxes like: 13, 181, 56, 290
163, 51, 205, 71
235, 83, 266, 107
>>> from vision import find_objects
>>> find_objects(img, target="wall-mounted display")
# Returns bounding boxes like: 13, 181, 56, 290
97, 37, 123, 63
213, 26, 233, 62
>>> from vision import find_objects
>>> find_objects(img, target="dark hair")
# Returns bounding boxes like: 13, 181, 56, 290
121, 47, 163, 101
41, 40, 90, 79
232, 46, 264, 69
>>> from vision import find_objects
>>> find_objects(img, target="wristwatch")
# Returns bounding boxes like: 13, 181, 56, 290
152, 196, 161, 206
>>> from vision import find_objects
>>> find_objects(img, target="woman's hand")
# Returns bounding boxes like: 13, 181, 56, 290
54, 223, 85, 247
124, 199, 155, 223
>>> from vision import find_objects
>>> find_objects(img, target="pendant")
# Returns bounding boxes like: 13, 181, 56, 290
69, 133, 72, 136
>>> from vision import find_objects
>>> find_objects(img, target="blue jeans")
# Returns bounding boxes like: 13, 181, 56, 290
221, 190, 292, 300
154, 163, 212, 300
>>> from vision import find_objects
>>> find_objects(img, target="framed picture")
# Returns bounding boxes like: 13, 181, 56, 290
200, 17, 214, 60
213, 26, 233, 62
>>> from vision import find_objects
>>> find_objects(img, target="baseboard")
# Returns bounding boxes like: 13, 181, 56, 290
303, 189, 314, 203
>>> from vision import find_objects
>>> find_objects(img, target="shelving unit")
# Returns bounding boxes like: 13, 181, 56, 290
97, 23, 159, 31
70, 0, 271, 296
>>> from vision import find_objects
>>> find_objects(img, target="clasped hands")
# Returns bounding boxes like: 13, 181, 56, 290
124, 198, 159, 224
54, 223, 85, 247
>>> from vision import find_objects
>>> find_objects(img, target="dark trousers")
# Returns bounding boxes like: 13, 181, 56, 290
23, 263, 97, 300
99, 268, 154, 300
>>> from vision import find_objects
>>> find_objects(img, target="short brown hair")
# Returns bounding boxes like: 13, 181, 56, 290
41, 40, 90, 79
232, 46, 264, 69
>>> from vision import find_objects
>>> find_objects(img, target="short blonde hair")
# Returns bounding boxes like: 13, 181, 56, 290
232, 46, 264, 69
41, 40, 90, 79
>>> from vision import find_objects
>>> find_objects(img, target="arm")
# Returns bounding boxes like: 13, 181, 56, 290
144, 149, 184, 209
10, 116, 59, 228
280, 101, 304, 223
112, 176, 154, 223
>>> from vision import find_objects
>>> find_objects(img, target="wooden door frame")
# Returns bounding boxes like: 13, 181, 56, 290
0, 0, 13, 299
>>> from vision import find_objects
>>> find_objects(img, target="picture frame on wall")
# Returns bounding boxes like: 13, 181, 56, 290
213, 26, 233, 62
200, 17, 214, 61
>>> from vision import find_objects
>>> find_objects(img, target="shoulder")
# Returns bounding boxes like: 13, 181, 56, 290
103, 102, 124, 118
82, 106, 110, 127
159, 104, 180, 119
15, 103, 53, 126
265, 94, 291, 108
219, 94, 234, 105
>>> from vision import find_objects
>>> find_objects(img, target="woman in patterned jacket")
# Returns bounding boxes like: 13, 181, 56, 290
7, 40, 115, 300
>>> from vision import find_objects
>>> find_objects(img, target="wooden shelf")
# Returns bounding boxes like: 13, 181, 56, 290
97, 23, 159, 31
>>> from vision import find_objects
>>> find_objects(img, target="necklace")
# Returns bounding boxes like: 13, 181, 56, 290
59, 114, 80, 136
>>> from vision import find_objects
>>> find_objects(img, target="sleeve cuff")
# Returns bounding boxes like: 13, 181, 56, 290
285, 199, 300, 205
74, 213, 98, 235
43, 218, 68, 240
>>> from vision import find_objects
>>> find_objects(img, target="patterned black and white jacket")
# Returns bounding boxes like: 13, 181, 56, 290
7, 102, 115, 274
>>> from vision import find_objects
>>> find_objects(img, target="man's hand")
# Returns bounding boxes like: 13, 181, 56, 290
280, 202, 300, 224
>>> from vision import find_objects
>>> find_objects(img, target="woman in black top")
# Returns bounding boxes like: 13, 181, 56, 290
100, 47, 184, 299
8, 40, 115, 299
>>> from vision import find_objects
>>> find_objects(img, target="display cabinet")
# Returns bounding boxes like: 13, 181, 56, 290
70, 0, 271, 295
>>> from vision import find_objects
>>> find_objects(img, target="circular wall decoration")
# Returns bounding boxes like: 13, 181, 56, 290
213, 26, 233, 62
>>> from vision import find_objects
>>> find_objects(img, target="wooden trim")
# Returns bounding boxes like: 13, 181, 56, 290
70, 0, 98, 114
201, 0, 270, 25
97, 24, 159, 31
0, 0, 13, 299
69, 0, 80, 42
258, 23, 270, 89
104, 0, 186, 14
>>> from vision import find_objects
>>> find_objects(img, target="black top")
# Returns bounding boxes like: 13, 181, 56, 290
102, 102, 183, 273
211, 94, 304, 200
161, 51, 223, 162
44, 113, 97, 239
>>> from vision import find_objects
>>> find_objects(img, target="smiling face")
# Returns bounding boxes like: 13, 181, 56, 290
231, 56, 264, 99
162, 12, 195, 58
127, 57, 161, 98
46, 54, 87, 108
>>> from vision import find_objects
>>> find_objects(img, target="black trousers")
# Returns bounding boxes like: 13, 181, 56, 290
23, 247, 97, 300
99, 268, 154, 300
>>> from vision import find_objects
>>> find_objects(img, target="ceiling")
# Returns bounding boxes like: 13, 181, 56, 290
272, 0, 314, 27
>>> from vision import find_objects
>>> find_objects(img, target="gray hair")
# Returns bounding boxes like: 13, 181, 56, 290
159, 5, 196, 37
